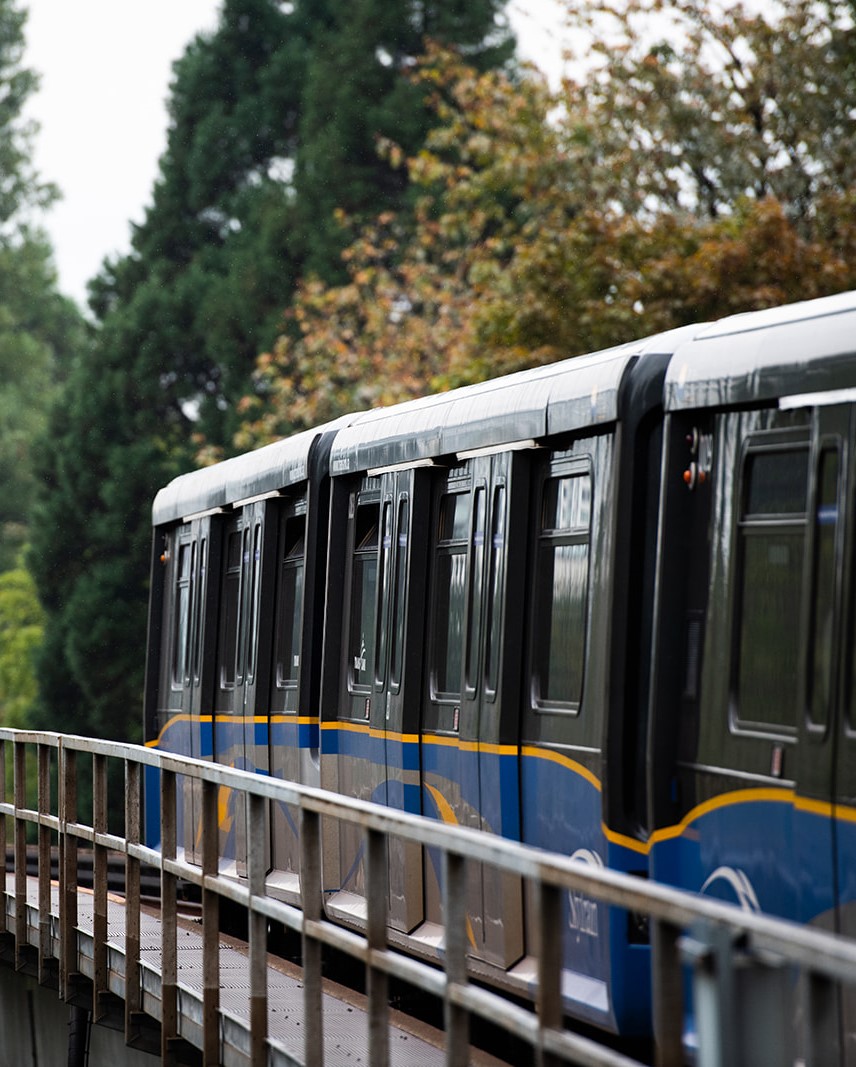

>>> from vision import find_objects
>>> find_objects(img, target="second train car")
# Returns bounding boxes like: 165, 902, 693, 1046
145, 289, 856, 1043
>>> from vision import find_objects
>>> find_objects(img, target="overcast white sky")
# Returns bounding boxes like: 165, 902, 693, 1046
23, 1, 569, 308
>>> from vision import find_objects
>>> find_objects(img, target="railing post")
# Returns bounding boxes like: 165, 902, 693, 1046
14, 739, 28, 971
300, 806, 323, 1067
201, 778, 220, 1066
92, 752, 108, 1020
366, 826, 389, 1067
160, 767, 178, 1064
124, 759, 142, 1043
804, 971, 842, 1066
442, 849, 469, 1067
536, 881, 562, 1067
247, 791, 268, 1066
59, 742, 78, 1001
37, 742, 52, 985
652, 918, 685, 1067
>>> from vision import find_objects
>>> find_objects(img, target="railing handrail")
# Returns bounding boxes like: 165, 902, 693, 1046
2, 727, 854, 1066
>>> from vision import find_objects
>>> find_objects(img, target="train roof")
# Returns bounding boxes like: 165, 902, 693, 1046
152, 419, 349, 526
328, 331, 691, 476
666, 289, 856, 411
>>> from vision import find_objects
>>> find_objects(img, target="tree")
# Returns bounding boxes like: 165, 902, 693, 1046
240, 2, 856, 446
0, 0, 87, 570
30, 0, 511, 743
0, 565, 43, 727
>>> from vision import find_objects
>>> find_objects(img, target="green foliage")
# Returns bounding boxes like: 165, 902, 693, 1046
0, 0, 87, 570
242, 2, 856, 445
30, 0, 510, 743
0, 566, 43, 727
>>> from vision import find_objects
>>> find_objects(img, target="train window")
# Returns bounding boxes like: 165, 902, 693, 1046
465, 487, 487, 694
375, 502, 393, 687
532, 473, 591, 711
191, 539, 206, 685
807, 446, 839, 730
485, 485, 506, 696
733, 447, 808, 733
246, 523, 263, 683
348, 502, 380, 693
389, 499, 409, 691
431, 491, 470, 700
274, 518, 305, 689
171, 540, 193, 688
218, 527, 243, 692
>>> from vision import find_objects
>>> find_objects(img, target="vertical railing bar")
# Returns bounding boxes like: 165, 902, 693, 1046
0, 737, 6, 938
124, 759, 142, 1043
366, 826, 390, 1067
300, 807, 323, 1067
201, 777, 220, 1066
37, 743, 51, 984
160, 767, 178, 1065
804, 969, 841, 1067
652, 919, 687, 1067
14, 740, 27, 970
442, 848, 469, 1067
536, 880, 562, 1067
247, 791, 268, 1066
92, 752, 108, 1019
60, 742, 78, 1001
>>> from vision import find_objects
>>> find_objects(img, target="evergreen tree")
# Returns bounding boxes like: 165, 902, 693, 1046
0, 0, 87, 571
30, 0, 511, 742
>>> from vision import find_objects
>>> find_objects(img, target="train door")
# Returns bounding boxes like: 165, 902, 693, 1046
323, 470, 427, 932
213, 501, 274, 868
159, 517, 215, 864
268, 498, 309, 888
795, 404, 849, 935
423, 452, 525, 968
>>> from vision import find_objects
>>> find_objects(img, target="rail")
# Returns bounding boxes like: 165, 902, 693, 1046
2, 727, 855, 1067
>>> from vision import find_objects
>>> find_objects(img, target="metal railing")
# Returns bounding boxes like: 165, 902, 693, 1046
3, 727, 856, 1067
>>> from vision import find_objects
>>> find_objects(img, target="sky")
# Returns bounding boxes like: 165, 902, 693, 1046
23, 1, 570, 308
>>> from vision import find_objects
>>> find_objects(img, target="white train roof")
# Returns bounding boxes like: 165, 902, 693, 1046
328, 330, 692, 476
666, 290, 856, 411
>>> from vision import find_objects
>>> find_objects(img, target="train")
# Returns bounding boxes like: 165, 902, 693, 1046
144, 288, 856, 1047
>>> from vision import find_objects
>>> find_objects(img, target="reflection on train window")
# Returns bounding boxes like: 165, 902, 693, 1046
389, 499, 409, 690
218, 527, 243, 692
432, 492, 470, 699
485, 486, 506, 695
275, 517, 305, 689
733, 447, 808, 732
349, 502, 379, 693
808, 446, 839, 730
191, 539, 206, 685
172, 540, 193, 688
532, 473, 591, 710
465, 487, 487, 693
246, 523, 262, 683
375, 502, 393, 687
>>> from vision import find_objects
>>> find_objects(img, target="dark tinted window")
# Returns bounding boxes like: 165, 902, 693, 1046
349, 503, 379, 692
432, 492, 470, 699
532, 473, 591, 710
733, 447, 808, 732
275, 518, 305, 689
808, 447, 839, 729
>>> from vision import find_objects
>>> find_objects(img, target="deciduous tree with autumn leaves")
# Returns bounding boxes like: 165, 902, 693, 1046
237, 0, 856, 449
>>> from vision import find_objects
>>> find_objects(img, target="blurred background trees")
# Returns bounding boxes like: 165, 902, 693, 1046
0, 0, 86, 727
8, 0, 856, 740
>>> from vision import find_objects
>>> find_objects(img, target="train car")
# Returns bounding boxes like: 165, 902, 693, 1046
144, 289, 856, 1050
314, 331, 698, 1034
644, 291, 856, 1050
144, 419, 349, 883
